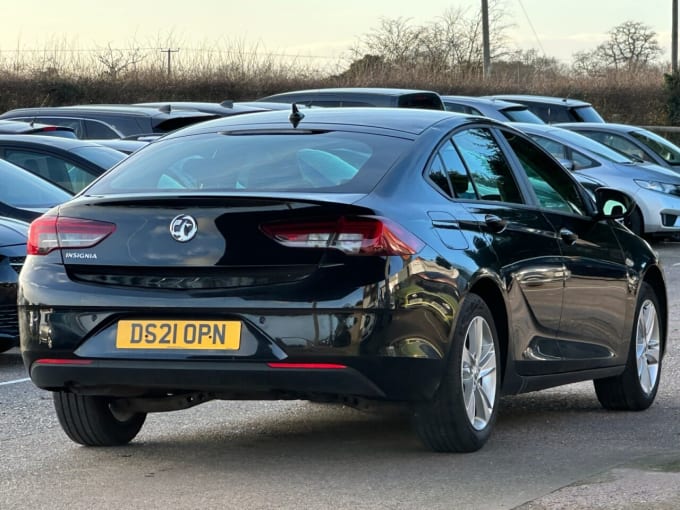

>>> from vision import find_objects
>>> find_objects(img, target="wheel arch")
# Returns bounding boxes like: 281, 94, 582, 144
642, 264, 668, 354
468, 277, 509, 382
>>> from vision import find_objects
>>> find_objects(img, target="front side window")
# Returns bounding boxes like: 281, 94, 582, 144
630, 130, 680, 165
452, 128, 523, 204
503, 131, 587, 215
530, 135, 598, 170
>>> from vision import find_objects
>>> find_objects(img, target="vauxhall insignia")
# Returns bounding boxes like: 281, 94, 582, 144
169, 214, 198, 242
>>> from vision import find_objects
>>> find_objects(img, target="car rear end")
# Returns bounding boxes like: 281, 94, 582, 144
0, 218, 28, 352
19, 120, 449, 403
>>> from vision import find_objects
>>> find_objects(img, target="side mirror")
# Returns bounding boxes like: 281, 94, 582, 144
594, 187, 634, 220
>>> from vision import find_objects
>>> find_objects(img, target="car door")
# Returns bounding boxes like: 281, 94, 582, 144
428, 126, 566, 373
500, 129, 631, 371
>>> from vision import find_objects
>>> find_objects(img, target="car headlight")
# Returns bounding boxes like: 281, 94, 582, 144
634, 179, 680, 195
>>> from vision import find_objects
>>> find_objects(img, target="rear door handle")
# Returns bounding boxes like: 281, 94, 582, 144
484, 214, 507, 233
560, 228, 578, 245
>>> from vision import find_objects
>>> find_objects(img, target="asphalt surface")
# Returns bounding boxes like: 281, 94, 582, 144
1, 241, 679, 509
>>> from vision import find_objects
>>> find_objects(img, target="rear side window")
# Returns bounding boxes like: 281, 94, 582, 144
574, 106, 604, 122
397, 93, 444, 111
87, 131, 412, 195
451, 128, 523, 203
84, 120, 120, 139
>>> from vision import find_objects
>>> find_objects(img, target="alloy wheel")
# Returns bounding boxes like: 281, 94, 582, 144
636, 299, 661, 395
461, 316, 497, 430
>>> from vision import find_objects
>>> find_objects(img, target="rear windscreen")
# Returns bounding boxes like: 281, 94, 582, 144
397, 94, 445, 111
85, 130, 412, 195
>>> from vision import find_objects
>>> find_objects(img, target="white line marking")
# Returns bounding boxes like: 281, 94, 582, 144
0, 377, 30, 386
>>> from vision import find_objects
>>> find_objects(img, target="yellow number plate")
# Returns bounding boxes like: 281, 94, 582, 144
116, 320, 241, 350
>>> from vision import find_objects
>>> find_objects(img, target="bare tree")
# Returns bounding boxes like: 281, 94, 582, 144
352, 17, 427, 66
599, 20, 662, 71
348, 0, 512, 78
572, 20, 662, 75
95, 44, 146, 79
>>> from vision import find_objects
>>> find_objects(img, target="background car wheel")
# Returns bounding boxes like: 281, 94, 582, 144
624, 206, 644, 237
413, 293, 500, 453
594, 282, 662, 410
53, 392, 146, 446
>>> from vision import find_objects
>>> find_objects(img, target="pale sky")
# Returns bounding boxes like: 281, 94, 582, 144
0, 0, 673, 66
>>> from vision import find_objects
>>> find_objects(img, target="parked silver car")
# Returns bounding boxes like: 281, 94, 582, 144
514, 123, 680, 238
441, 95, 545, 124
556, 122, 680, 172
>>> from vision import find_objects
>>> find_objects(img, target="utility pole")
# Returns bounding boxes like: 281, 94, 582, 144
160, 48, 179, 77
673, 0, 678, 73
481, 0, 491, 79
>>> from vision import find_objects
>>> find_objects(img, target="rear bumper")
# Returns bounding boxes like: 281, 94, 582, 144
28, 357, 444, 401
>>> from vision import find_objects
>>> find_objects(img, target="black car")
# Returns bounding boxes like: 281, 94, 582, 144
0, 134, 126, 193
0, 119, 77, 138
0, 158, 72, 222
19, 108, 666, 452
134, 101, 274, 117
256, 87, 445, 110
0, 217, 28, 353
484, 95, 605, 123
0, 105, 219, 139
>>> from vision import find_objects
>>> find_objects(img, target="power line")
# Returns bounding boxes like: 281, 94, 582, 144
0, 47, 343, 60
517, 0, 546, 55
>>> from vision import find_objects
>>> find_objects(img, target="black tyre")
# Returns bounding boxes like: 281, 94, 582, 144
625, 206, 644, 237
53, 392, 146, 446
594, 282, 662, 410
413, 294, 500, 453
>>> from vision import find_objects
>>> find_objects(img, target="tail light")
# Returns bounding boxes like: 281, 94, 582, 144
261, 216, 424, 256
27, 216, 116, 255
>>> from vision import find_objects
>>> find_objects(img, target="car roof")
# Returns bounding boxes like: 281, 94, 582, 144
512, 122, 588, 137
259, 87, 442, 98
163, 107, 476, 140
134, 101, 270, 116
485, 94, 593, 107
0, 133, 112, 149
555, 122, 639, 132
0, 119, 76, 135
0, 104, 218, 120
441, 95, 527, 110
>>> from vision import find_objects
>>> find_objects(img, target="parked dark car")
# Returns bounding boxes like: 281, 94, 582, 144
484, 95, 605, 123
134, 101, 273, 117
19, 108, 666, 453
0, 158, 72, 223
0, 134, 127, 193
256, 87, 445, 110
0, 217, 28, 352
0, 217, 28, 353
0, 105, 219, 139
441, 95, 544, 123
557, 122, 680, 171
0, 119, 77, 138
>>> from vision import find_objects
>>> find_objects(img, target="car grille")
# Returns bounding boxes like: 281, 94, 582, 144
0, 304, 19, 339
68, 266, 316, 290
9, 256, 25, 274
